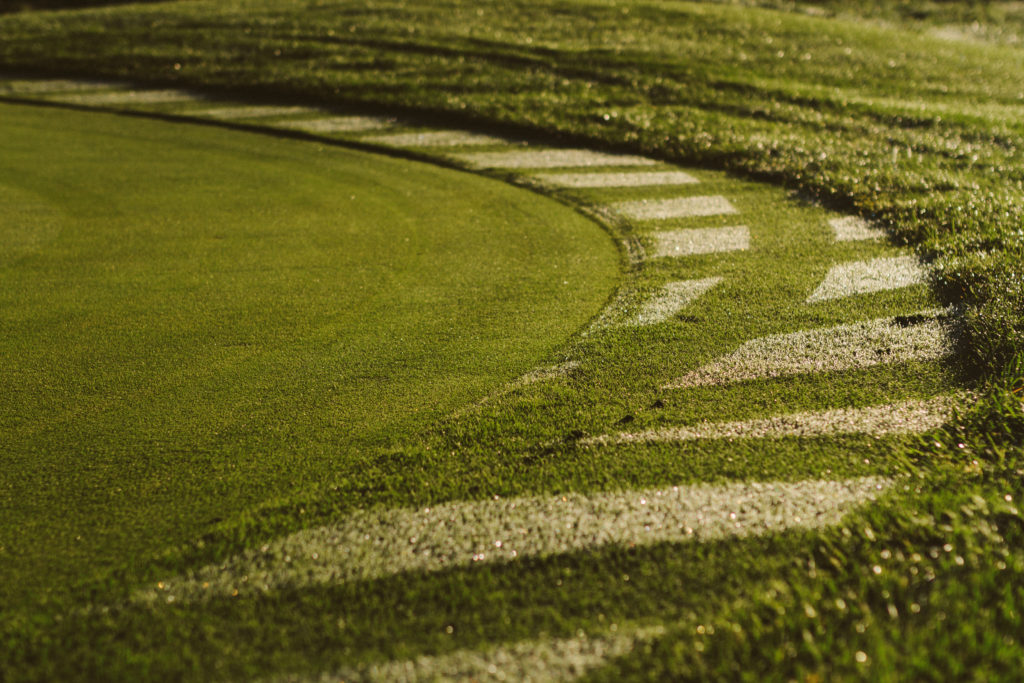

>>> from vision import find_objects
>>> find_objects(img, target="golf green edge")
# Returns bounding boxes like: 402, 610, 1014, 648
0, 100, 621, 607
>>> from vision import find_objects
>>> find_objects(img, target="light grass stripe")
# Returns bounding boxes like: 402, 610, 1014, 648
0, 79, 128, 94
277, 116, 392, 133
829, 216, 884, 242
187, 105, 326, 119
453, 149, 659, 169
519, 361, 580, 385
629, 278, 721, 326
362, 130, 513, 147
612, 195, 737, 220
651, 226, 749, 257
665, 310, 950, 389
139, 477, 889, 605
454, 362, 581, 418
585, 395, 956, 446
807, 255, 927, 302
264, 626, 666, 683
54, 89, 207, 105
534, 170, 699, 188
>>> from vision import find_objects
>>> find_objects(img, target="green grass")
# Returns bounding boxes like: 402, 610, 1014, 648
0, 0, 1021, 371
1, 0, 1023, 680
0, 100, 619, 606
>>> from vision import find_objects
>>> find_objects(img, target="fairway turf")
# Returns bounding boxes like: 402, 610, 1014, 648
2, 0, 1024, 680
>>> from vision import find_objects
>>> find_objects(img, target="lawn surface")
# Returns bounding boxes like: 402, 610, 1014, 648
0, 99, 619, 606
2, 1, 1024, 681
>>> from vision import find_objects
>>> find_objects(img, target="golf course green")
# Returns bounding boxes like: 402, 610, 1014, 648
2, 0, 1024, 680
0, 100, 619, 604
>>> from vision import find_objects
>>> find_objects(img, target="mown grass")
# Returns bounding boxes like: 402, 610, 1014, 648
2, 0, 1023, 680
0, 100, 618, 606
0, 0, 1020, 374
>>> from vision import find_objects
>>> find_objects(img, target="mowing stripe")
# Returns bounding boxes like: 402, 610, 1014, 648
665, 310, 950, 389
277, 116, 392, 133
650, 226, 750, 258
138, 477, 890, 604
455, 361, 581, 416
829, 216, 884, 242
584, 395, 956, 446
534, 170, 699, 188
612, 196, 737, 221
518, 361, 581, 385
264, 626, 667, 683
53, 89, 207, 105
629, 278, 722, 326
807, 255, 927, 302
187, 105, 326, 119
0, 79, 127, 94
361, 130, 513, 147
453, 149, 659, 169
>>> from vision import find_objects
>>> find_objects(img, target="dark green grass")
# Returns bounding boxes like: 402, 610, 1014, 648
0, 0, 169, 13
0, 100, 619, 606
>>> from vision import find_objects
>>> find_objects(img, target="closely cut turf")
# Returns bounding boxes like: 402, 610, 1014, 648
0, 100, 619, 606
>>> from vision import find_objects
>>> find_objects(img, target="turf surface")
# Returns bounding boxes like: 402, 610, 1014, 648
0, 100, 619, 606
2, 1, 1024, 680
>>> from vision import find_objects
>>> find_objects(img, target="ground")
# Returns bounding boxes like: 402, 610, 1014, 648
1, 2, 1023, 681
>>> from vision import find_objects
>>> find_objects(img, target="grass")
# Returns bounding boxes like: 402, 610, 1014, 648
0, 100, 619, 606
1, 0, 1023, 680
0, 0, 1020, 367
